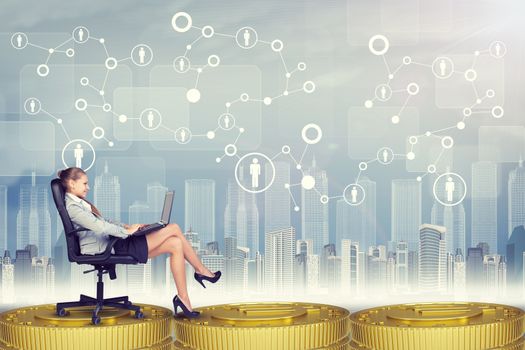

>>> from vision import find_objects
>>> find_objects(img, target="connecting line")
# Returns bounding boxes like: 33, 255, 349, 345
84, 110, 97, 127
54, 37, 73, 50
428, 125, 458, 135
233, 127, 243, 144
381, 55, 392, 75
101, 69, 110, 91
287, 187, 299, 209
471, 82, 480, 100
213, 32, 235, 38
160, 124, 176, 134
298, 144, 309, 164
398, 95, 411, 116
41, 109, 71, 140
313, 187, 323, 197
433, 147, 446, 166
101, 42, 110, 58
278, 51, 289, 74
391, 63, 404, 77
45, 52, 52, 64
27, 42, 48, 51
117, 57, 131, 63
270, 151, 282, 160
355, 169, 362, 183
410, 61, 432, 68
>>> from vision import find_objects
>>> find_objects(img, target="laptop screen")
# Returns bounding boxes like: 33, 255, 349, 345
161, 191, 174, 223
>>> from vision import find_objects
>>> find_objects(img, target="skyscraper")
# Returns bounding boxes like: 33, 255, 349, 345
418, 224, 446, 292
508, 159, 525, 237
185, 179, 215, 246
391, 179, 421, 251
265, 227, 295, 294
302, 157, 328, 255
431, 202, 466, 255
507, 225, 525, 289
336, 177, 377, 254
94, 162, 121, 223
472, 161, 498, 253
264, 161, 291, 236
16, 173, 52, 257
235, 170, 259, 259
395, 241, 409, 291
0, 186, 6, 254
224, 180, 239, 240
466, 247, 484, 291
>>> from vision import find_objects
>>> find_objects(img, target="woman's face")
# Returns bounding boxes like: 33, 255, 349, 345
68, 174, 89, 198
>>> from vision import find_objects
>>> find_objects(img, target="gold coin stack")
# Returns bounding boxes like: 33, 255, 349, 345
172, 302, 350, 350
0, 304, 174, 350
349, 302, 525, 350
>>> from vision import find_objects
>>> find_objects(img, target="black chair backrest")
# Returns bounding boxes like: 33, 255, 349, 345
50, 178, 81, 262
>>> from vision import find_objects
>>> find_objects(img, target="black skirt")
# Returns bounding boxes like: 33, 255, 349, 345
113, 235, 149, 263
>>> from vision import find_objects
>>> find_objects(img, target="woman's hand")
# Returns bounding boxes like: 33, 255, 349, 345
126, 224, 142, 235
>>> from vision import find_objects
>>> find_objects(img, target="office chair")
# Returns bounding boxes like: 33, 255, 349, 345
51, 178, 144, 325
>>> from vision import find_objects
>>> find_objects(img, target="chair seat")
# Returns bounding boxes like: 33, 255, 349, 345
75, 254, 138, 265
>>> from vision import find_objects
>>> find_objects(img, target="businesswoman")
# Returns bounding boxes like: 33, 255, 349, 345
58, 167, 221, 318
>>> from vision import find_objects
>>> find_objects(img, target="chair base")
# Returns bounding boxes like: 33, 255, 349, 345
56, 266, 143, 325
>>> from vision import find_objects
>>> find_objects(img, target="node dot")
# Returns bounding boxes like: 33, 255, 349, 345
283, 90, 289, 96
118, 115, 128, 123
57, 119, 63, 124
285, 73, 291, 78
474, 51, 480, 56
225, 102, 231, 108
207, 131, 215, 139
364, 100, 373, 109
99, 90, 105, 96
197, 68, 203, 73
284, 183, 290, 189
407, 152, 415, 160
457, 121, 466, 130
416, 176, 422, 182
425, 131, 431, 136
476, 98, 482, 104
239, 127, 245, 133
388, 74, 394, 80
99, 38, 105, 43
186, 45, 192, 50
108, 141, 114, 147
48, 48, 54, 53
263, 97, 272, 105
294, 206, 300, 212
216, 157, 221, 163
296, 164, 302, 170
391, 115, 400, 124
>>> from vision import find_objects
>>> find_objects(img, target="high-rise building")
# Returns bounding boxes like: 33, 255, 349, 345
264, 162, 291, 240
127, 260, 152, 295
185, 179, 215, 246
224, 180, 239, 240
14, 248, 32, 288
418, 224, 447, 292
2, 253, 14, 303
431, 202, 466, 255
17, 173, 52, 257
507, 225, 525, 289
336, 178, 376, 253
320, 243, 336, 287
224, 236, 247, 291
395, 241, 409, 291
466, 247, 484, 291
94, 162, 121, 223
483, 254, 506, 296
341, 240, 360, 294
326, 256, 341, 289
391, 179, 421, 251
147, 182, 169, 289
199, 254, 225, 292
301, 157, 328, 255
472, 162, 498, 253
265, 227, 295, 294
235, 171, 259, 259
453, 249, 466, 294
367, 246, 387, 290
0, 186, 6, 254
509, 160, 525, 237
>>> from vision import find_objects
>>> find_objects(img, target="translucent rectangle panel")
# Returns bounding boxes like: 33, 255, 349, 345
0, 121, 55, 176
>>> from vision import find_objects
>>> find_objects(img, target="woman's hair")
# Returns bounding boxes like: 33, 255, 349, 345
57, 167, 86, 192
57, 167, 102, 217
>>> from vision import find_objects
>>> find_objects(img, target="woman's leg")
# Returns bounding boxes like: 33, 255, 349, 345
146, 224, 213, 277
148, 236, 193, 311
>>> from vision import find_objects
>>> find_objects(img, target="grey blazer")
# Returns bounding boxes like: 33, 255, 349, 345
65, 193, 129, 255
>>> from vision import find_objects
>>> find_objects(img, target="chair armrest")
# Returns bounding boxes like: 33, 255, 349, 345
96, 236, 122, 260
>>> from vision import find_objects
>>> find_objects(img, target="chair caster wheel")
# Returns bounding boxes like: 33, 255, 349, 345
135, 311, 144, 319
57, 308, 67, 317
92, 316, 101, 325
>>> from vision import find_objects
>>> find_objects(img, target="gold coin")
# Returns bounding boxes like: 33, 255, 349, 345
0, 303, 173, 350
173, 336, 352, 350
351, 302, 525, 350
173, 302, 350, 350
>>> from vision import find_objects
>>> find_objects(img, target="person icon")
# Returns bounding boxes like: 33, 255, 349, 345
139, 47, 146, 64
178, 58, 185, 72
243, 29, 251, 47
29, 99, 36, 113
495, 42, 501, 57
74, 144, 84, 168
147, 111, 154, 128
382, 149, 389, 163
16, 34, 22, 48
381, 86, 387, 100
180, 129, 187, 142
439, 59, 447, 76
249, 158, 261, 188
351, 186, 358, 203
78, 28, 84, 42
445, 176, 455, 202
223, 115, 230, 129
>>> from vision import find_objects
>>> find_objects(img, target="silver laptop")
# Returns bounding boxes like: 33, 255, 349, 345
134, 191, 174, 236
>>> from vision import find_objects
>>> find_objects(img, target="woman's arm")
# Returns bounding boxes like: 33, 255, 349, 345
67, 202, 130, 238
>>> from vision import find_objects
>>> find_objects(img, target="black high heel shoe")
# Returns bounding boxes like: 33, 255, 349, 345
172, 295, 200, 318
194, 270, 222, 288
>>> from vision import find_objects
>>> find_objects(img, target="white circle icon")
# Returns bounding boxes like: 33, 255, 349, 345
236, 27, 258, 49
173, 56, 190, 73
139, 108, 162, 131
218, 113, 235, 130
72, 26, 90, 43
375, 84, 392, 101
235, 153, 275, 194
24, 98, 41, 115
377, 147, 394, 165
61, 139, 96, 171
489, 41, 507, 58
11, 32, 28, 49
172, 12, 193, 33
131, 44, 153, 66
433, 172, 467, 207
175, 127, 192, 144
368, 35, 389, 56
343, 183, 366, 206
301, 123, 322, 145
432, 57, 454, 79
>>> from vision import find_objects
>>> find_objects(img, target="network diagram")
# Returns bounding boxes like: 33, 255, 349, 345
10, 16, 507, 211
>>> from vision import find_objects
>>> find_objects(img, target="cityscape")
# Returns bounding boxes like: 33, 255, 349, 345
1, 157, 525, 304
